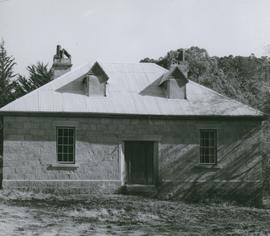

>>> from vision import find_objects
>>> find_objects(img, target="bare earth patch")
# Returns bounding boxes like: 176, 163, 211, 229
0, 191, 269, 235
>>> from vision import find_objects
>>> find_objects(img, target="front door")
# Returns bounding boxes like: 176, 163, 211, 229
125, 141, 154, 185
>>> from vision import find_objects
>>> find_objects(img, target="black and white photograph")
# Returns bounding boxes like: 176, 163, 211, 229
1, 0, 270, 235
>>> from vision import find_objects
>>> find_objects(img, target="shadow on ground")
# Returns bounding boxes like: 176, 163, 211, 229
0, 191, 270, 236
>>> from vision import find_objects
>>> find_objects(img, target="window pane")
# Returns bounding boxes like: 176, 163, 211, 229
200, 148, 205, 157
64, 137, 68, 145
68, 137, 73, 145
201, 131, 206, 139
209, 137, 214, 146
57, 153, 62, 162
68, 153, 73, 162
200, 130, 217, 164
58, 129, 63, 136
69, 129, 74, 136
57, 127, 75, 163
209, 155, 214, 164
63, 153, 68, 162
68, 146, 73, 154
209, 148, 215, 157
63, 129, 68, 136
200, 137, 205, 146
58, 137, 62, 144
58, 146, 63, 153
205, 148, 209, 157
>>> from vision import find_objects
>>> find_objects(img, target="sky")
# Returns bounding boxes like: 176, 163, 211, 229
1, 0, 270, 75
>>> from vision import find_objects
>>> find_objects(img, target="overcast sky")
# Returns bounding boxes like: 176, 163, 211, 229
1, 0, 270, 75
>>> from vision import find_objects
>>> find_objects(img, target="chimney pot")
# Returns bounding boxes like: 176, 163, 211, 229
56, 45, 61, 56
177, 49, 185, 62
52, 45, 72, 79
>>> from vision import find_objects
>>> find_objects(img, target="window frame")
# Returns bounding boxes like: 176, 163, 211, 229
56, 126, 76, 164
199, 129, 217, 165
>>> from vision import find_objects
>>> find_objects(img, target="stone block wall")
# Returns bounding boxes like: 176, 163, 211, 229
0, 117, 3, 188
261, 119, 270, 207
2, 115, 263, 204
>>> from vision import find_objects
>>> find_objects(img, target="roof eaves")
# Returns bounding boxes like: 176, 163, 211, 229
0, 110, 266, 120
0, 63, 92, 112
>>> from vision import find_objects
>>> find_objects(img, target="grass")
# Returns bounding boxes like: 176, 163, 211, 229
0, 191, 270, 235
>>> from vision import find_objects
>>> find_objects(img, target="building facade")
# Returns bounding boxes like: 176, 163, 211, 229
0, 48, 265, 205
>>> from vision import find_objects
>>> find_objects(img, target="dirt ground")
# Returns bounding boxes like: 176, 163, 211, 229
0, 191, 270, 236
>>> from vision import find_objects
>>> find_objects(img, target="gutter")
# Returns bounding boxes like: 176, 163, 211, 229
0, 111, 266, 121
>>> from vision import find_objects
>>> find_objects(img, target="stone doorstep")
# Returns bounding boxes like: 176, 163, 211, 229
262, 197, 270, 208
124, 184, 157, 196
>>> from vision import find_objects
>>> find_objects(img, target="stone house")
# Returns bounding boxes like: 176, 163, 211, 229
0, 46, 266, 205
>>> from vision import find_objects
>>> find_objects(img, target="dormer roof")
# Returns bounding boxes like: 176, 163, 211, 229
159, 65, 188, 86
89, 61, 110, 81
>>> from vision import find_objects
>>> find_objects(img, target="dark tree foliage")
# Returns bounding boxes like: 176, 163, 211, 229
141, 47, 270, 114
0, 40, 17, 108
0, 41, 52, 107
14, 62, 53, 97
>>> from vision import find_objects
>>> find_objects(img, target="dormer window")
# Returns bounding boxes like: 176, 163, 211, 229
84, 73, 107, 97
159, 64, 189, 99
84, 62, 109, 97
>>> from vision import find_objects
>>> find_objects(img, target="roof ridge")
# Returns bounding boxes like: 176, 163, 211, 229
100, 62, 155, 64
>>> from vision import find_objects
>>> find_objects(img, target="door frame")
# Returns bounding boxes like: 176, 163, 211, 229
120, 139, 159, 186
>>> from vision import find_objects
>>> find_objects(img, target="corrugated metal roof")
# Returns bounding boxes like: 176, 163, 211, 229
0, 62, 264, 117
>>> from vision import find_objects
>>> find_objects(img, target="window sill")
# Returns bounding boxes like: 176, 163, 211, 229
194, 164, 221, 170
47, 163, 79, 170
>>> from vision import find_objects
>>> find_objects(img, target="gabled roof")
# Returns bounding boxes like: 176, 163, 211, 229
159, 65, 188, 86
90, 61, 109, 81
0, 62, 264, 118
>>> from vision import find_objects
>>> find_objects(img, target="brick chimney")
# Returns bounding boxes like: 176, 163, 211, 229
170, 49, 189, 77
52, 45, 72, 79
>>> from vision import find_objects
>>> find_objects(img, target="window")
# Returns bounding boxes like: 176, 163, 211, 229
56, 127, 75, 163
200, 129, 217, 164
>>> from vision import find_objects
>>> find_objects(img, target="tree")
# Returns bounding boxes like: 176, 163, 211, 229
14, 62, 53, 97
0, 40, 16, 108
140, 46, 270, 113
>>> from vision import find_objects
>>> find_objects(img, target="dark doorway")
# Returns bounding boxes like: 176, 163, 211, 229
125, 141, 154, 185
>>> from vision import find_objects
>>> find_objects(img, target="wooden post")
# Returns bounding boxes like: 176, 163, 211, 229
153, 141, 159, 186
119, 142, 127, 186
